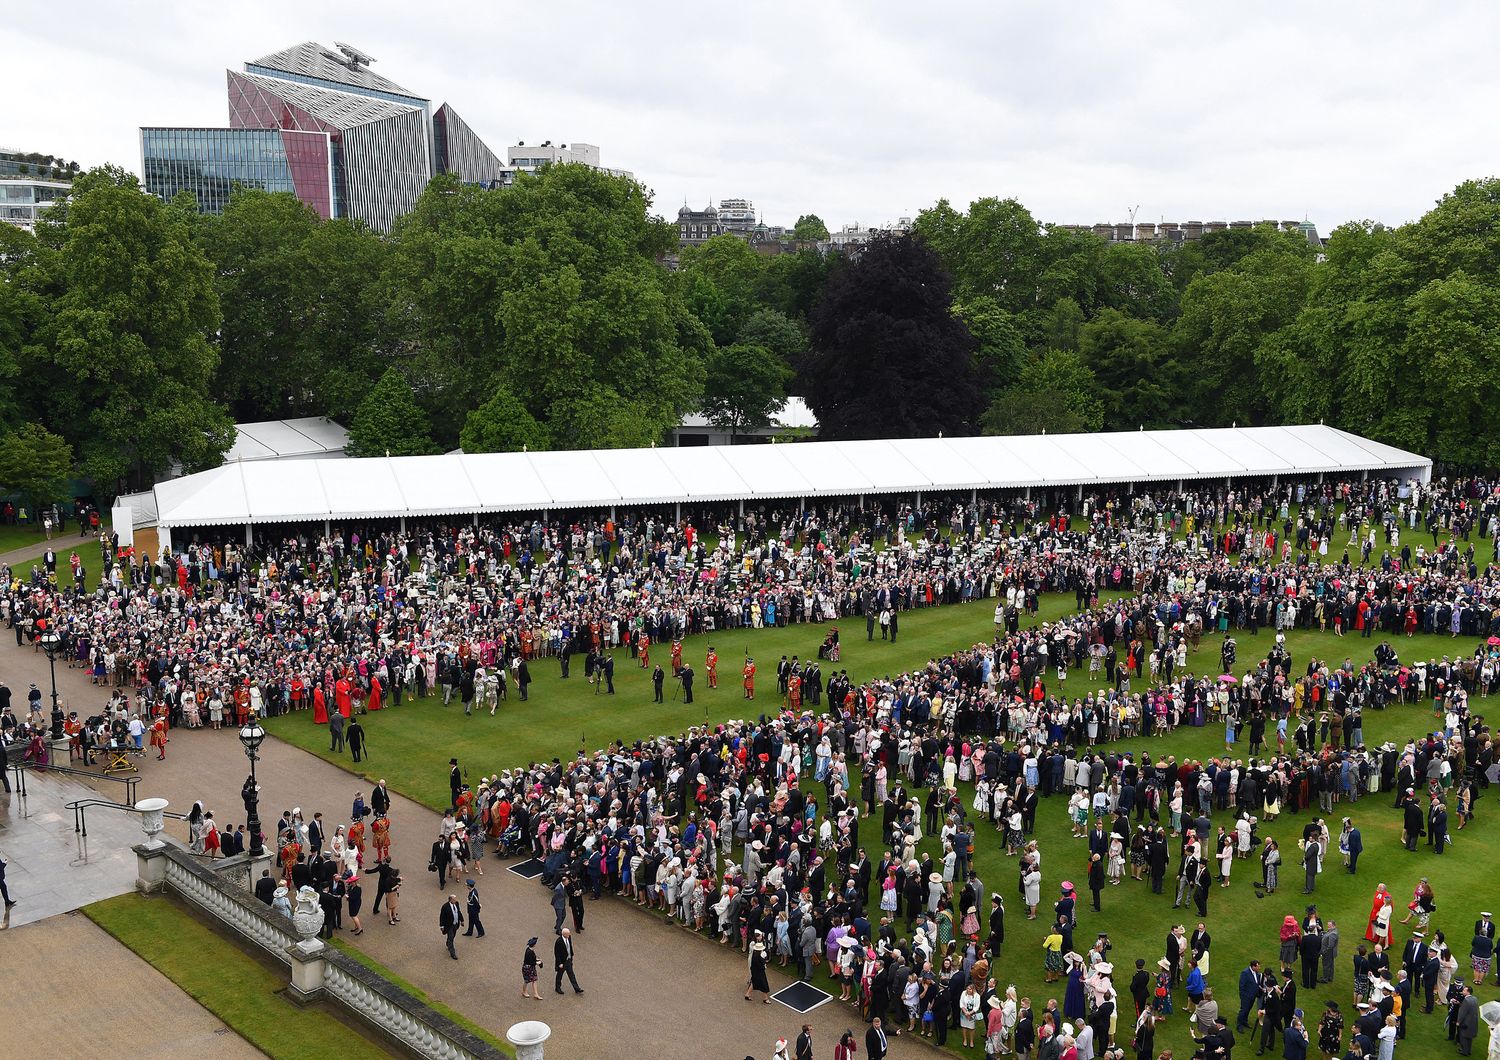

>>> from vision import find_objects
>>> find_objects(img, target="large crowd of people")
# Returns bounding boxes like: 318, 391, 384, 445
4, 474, 1500, 1059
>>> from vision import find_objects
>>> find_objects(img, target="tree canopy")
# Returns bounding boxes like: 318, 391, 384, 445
801, 233, 981, 439
700, 342, 793, 439
346, 367, 434, 457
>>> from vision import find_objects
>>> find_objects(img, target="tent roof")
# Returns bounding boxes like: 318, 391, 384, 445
225, 418, 349, 462
154, 424, 1434, 528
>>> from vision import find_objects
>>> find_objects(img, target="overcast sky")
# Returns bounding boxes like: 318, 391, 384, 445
11, 1, 1497, 233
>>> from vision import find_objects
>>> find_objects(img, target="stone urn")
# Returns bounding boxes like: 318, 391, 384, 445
135, 798, 170, 847
291, 884, 325, 941
506, 1021, 551, 1060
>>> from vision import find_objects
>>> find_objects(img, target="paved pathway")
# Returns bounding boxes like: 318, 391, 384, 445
0, 629, 927, 1060
7, 911, 263, 1058
0, 768, 162, 929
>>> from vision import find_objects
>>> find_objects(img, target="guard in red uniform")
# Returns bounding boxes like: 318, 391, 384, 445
638, 633, 650, 668
742, 658, 756, 700
706, 648, 718, 689
671, 640, 683, 675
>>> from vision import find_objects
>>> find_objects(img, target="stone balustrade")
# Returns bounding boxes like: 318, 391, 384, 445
139, 841, 515, 1059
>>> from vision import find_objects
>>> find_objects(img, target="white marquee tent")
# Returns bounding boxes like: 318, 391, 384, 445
152, 424, 1432, 534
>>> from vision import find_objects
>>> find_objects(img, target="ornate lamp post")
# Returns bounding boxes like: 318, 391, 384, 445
238, 719, 266, 856
38, 626, 64, 740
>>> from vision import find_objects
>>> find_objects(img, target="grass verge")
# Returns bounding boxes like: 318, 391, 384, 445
85, 892, 394, 1060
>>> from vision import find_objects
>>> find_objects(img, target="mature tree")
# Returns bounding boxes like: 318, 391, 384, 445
675, 234, 766, 345
383, 167, 701, 449
24, 165, 231, 489
757, 247, 839, 324
792, 214, 829, 242
736, 307, 805, 363
0, 422, 73, 513
345, 367, 434, 457
955, 295, 1027, 391
982, 349, 1103, 436
460, 383, 550, 453
912, 197, 1046, 311
1078, 310, 1179, 429
202, 190, 387, 421
0, 224, 39, 432
1173, 240, 1315, 426
802, 233, 980, 439
201, 191, 322, 419
701, 343, 793, 439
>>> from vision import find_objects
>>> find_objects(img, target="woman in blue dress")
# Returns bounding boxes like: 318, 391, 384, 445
1063, 953, 1087, 1021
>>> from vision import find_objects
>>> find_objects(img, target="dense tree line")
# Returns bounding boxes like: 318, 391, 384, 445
0, 165, 1496, 499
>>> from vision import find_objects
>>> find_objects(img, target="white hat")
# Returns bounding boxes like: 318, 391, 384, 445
839, 935, 858, 949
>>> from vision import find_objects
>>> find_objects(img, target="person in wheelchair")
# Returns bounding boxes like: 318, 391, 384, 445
818, 626, 841, 662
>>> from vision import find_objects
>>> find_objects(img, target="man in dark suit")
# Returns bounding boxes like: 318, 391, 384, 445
1431, 801, 1449, 853
1401, 932, 1428, 979
438, 893, 463, 959
1402, 792, 1423, 851
253, 868, 277, 906
795, 1025, 813, 1060
865, 1017, 889, 1060
1130, 958, 1151, 1017
1236, 959, 1263, 1031
1283, 1012, 1309, 1060
370, 779, 390, 816
554, 927, 583, 993
1345, 822, 1362, 873
449, 759, 462, 809
430, 833, 451, 888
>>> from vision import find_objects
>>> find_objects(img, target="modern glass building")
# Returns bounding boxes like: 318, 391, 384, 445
140, 41, 503, 231
140, 128, 333, 217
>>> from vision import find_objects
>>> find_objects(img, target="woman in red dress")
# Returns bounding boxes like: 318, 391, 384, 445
1365, 883, 1390, 941
367, 675, 383, 712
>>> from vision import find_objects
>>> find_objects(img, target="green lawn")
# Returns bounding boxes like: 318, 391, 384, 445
86, 892, 393, 1060
265, 592, 1128, 807
264, 589, 1500, 1058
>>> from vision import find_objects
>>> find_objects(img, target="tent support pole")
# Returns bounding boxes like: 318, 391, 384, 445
1271, 475, 1278, 489
1075, 485, 1082, 503
400, 516, 407, 535
610, 506, 616, 520
245, 524, 253, 547
324, 519, 331, 537
1177, 480, 1183, 493
1362, 469, 1368, 481
916, 491, 922, 511
738, 499, 744, 518
970, 489, 977, 506
472, 513, 478, 528
159, 527, 172, 554
675, 503, 681, 523
859, 495, 864, 512
1024, 488, 1030, 503
799, 497, 805, 515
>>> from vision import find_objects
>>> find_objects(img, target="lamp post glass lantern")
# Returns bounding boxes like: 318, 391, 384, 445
239, 720, 266, 856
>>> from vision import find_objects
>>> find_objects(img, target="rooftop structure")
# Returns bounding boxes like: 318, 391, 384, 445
140, 41, 503, 230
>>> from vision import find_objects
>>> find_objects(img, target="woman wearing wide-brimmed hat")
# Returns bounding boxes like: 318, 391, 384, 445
745, 930, 772, 1003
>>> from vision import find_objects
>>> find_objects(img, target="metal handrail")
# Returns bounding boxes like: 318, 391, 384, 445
9, 760, 140, 803
64, 796, 188, 838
